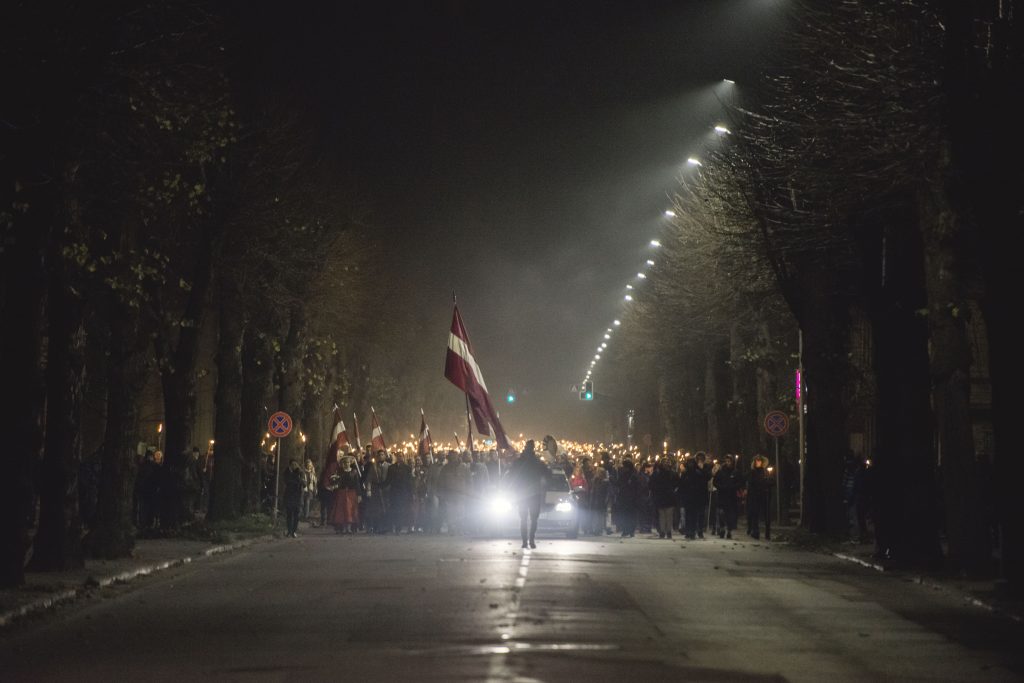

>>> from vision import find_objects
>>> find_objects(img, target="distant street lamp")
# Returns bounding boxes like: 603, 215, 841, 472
714, 125, 731, 135
650, 240, 661, 247
686, 157, 702, 167
664, 210, 676, 217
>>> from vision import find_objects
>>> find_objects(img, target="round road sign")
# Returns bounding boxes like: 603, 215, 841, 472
763, 411, 789, 437
268, 411, 293, 438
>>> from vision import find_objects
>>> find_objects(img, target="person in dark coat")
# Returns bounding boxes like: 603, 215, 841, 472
746, 455, 771, 540
508, 440, 549, 549
681, 453, 711, 539
649, 459, 679, 539
615, 460, 643, 537
713, 455, 742, 539
384, 455, 414, 533
283, 459, 305, 538
588, 467, 610, 535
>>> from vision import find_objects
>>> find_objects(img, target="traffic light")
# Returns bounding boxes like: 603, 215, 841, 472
506, 390, 516, 404
580, 380, 594, 401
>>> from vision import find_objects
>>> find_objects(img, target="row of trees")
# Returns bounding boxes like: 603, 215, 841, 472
0, 2, 390, 587
603, 0, 1021, 587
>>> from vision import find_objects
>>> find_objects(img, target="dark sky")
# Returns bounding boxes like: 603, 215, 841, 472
248, 1, 781, 439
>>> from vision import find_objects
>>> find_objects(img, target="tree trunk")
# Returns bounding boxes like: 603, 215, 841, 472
159, 368, 196, 530
919, 181, 989, 575
29, 273, 86, 572
0, 235, 47, 586
208, 283, 245, 521
799, 307, 850, 536
276, 304, 307, 478
240, 327, 274, 514
85, 315, 149, 558
858, 206, 943, 568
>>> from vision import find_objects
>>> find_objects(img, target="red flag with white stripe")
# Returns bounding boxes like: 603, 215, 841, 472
370, 407, 387, 452
331, 405, 350, 451
444, 304, 511, 450
418, 408, 433, 458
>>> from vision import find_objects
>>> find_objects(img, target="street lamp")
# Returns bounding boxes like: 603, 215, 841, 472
614, 320, 621, 326
650, 240, 661, 247
664, 210, 676, 217
686, 157, 702, 167
714, 125, 731, 135
624, 294, 633, 301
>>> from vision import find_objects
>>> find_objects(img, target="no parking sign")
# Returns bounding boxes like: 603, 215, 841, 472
268, 411, 293, 438
763, 411, 789, 438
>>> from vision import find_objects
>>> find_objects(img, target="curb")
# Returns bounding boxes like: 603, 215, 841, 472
0, 535, 273, 630
831, 551, 1023, 624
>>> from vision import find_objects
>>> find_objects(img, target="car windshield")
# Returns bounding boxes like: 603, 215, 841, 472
546, 468, 571, 492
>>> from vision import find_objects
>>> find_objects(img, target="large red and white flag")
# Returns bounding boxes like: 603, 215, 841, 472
352, 412, 363, 450
418, 408, 434, 458
330, 404, 350, 452
444, 304, 511, 450
370, 407, 387, 452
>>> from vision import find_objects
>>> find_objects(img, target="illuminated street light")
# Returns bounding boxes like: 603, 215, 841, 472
664, 210, 676, 217
686, 157, 702, 167
595, 353, 601, 359
714, 125, 731, 135
625, 284, 633, 290
624, 294, 633, 301
723, 78, 735, 84
646, 259, 655, 266
650, 240, 661, 247
604, 334, 610, 339
637, 272, 646, 279
601, 343, 607, 349
614, 320, 621, 326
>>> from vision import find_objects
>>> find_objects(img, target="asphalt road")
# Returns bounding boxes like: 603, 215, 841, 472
2, 528, 1021, 682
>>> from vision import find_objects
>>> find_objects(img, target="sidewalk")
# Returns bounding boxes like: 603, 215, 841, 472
772, 527, 1024, 624
0, 531, 277, 629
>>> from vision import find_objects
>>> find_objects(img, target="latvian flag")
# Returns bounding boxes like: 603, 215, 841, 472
418, 409, 434, 458
330, 404, 350, 453
370, 407, 387, 452
444, 304, 511, 450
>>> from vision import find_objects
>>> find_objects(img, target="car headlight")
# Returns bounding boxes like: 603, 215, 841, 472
488, 495, 514, 515
555, 501, 573, 513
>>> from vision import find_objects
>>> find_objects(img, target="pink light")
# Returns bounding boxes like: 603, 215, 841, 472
795, 369, 802, 402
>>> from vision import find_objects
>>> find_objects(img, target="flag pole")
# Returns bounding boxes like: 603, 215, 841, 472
465, 392, 474, 457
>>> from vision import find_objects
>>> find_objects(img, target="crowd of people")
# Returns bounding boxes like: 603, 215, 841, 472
295, 436, 795, 544
70, 428, 872, 549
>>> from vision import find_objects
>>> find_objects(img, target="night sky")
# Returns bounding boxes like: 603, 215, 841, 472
246, 1, 782, 438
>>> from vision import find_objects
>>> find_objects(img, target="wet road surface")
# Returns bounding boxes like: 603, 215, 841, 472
2, 530, 1021, 681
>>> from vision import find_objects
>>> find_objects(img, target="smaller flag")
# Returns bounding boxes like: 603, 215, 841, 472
370, 407, 387, 452
331, 404, 350, 451
418, 408, 434, 458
